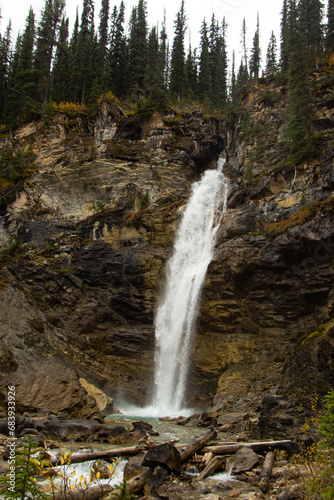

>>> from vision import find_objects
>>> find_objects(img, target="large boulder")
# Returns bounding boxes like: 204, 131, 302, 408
142, 442, 181, 474
0, 356, 100, 418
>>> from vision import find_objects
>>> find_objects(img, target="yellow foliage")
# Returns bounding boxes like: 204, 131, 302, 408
51, 101, 89, 116
0, 178, 15, 190
328, 52, 334, 67
98, 91, 120, 106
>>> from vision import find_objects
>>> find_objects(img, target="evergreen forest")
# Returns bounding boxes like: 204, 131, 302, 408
0, 0, 333, 160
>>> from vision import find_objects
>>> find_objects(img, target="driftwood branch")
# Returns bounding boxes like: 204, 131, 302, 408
192, 456, 225, 482
126, 467, 153, 495
179, 429, 217, 463
259, 451, 276, 493
201, 439, 299, 455
52, 484, 113, 500
49, 446, 140, 466
104, 468, 153, 499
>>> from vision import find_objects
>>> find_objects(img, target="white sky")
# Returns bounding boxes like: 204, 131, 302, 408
0, 0, 329, 72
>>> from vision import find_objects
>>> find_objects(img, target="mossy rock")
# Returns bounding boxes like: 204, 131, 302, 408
302, 319, 334, 345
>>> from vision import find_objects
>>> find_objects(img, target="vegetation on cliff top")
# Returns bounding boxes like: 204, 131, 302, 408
0, 0, 332, 161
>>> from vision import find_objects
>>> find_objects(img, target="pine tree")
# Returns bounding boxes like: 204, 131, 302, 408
209, 15, 228, 109
230, 50, 237, 104
286, 0, 315, 160
299, 0, 324, 70
280, 0, 289, 74
249, 13, 261, 79
8, 8, 39, 124
0, 21, 12, 121
98, 0, 109, 69
326, 0, 334, 52
236, 59, 248, 101
170, 0, 187, 102
51, 15, 70, 102
108, 1, 126, 97
68, 10, 80, 102
266, 31, 278, 74
128, 0, 148, 99
160, 9, 169, 92
240, 17, 248, 75
74, 0, 95, 104
33, 0, 65, 106
185, 45, 197, 100
146, 26, 160, 100
198, 19, 211, 102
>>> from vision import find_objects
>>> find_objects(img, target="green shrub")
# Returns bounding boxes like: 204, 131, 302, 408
0, 436, 48, 499
139, 191, 149, 209
314, 389, 334, 499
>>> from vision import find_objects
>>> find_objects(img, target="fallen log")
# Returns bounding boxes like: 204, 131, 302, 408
49, 446, 140, 466
52, 484, 113, 500
104, 468, 153, 499
179, 429, 217, 463
126, 467, 154, 495
259, 451, 276, 493
201, 440, 299, 455
192, 455, 225, 482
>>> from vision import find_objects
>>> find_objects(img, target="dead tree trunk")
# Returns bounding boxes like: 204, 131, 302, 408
104, 468, 153, 499
259, 451, 276, 492
201, 439, 299, 455
52, 484, 113, 500
49, 446, 140, 466
192, 456, 225, 482
180, 429, 217, 463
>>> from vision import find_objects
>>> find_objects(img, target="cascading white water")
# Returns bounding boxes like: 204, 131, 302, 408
152, 157, 229, 415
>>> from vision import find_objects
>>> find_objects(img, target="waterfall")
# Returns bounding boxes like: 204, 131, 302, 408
152, 157, 228, 415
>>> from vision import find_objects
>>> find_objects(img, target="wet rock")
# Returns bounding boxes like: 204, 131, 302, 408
123, 453, 147, 480
144, 465, 169, 497
43, 417, 103, 442
107, 426, 137, 444
131, 419, 159, 436
228, 447, 260, 474
92, 460, 113, 479
142, 442, 181, 474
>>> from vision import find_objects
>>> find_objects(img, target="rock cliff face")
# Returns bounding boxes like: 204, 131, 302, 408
1, 74, 334, 422
0, 104, 225, 409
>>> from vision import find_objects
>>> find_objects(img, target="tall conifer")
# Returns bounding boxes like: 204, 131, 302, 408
230, 50, 237, 104
185, 45, 197, 100
286, 0, 315, 160
299, 0, 324, 70
266, 31, 278, 74
249, 14, 261, 79
0, 22, 11, 120
98, 0, 109, 69
241, 18, 248, 75
280, 0, 289, 73
34, 0, 65, 106
170, 0, 187, 102
76, 0, 95, 104
326, 0, 334, 51
198, 19, 211, 102
9, 8, 38, 123
108, 2, 126, 97
68, 10, 80, 102
128, 0, 148, 99
51, 16, 70, 102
